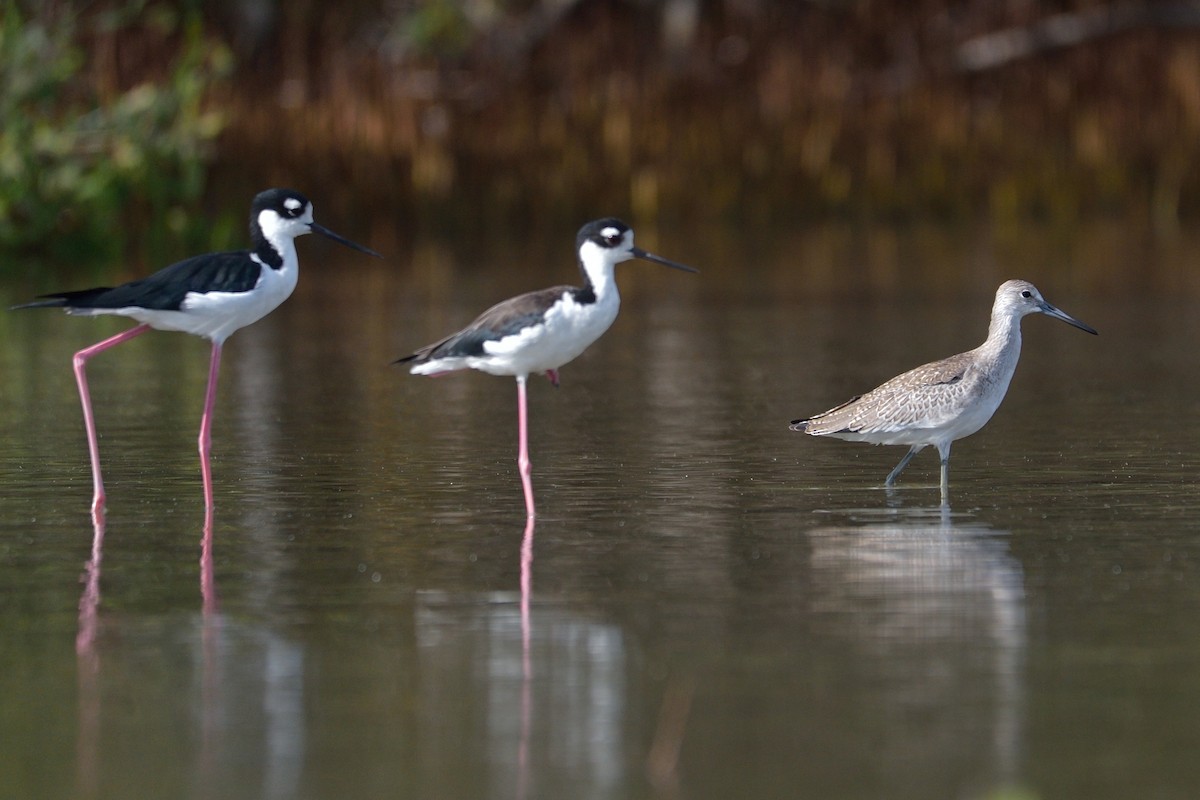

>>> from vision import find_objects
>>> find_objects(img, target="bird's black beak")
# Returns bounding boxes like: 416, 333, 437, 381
310, 222, 383, 258
631, 246, 698, 274
1039, 301, 1098, 335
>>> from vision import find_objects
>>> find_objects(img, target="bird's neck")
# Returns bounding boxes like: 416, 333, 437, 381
979, 309, 1023, 367
252, 234, 289, 270
579, 259, 618, 305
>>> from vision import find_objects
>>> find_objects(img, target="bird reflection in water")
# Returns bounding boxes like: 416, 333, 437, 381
517, 514, 534, 800
74, 511, 104, 799
805, 506, 1026, 790
199, 514, 222, 785
74, 511, 221, 798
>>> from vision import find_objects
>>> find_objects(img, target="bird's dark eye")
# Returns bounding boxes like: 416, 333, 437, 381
597, 226, 623, 247
1020, 290, 1032, 298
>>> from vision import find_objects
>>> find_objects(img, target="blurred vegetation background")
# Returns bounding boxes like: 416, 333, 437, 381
3, 0, 1200, 269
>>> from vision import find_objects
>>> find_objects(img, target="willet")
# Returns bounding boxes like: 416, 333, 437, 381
790, 279, 1097, 501
395, 218, 697, 518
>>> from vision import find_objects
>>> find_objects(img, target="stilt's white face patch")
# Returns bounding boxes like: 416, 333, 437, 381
600, 226, 621, 241
258, 203, 313, 246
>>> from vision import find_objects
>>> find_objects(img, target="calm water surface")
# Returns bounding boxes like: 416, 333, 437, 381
1, 223, 1199, 799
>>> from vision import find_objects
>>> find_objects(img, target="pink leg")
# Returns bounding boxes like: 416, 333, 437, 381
198, 341, 223, 512
72, 324, 152, 513
545, 369, 559, 388
516, 375, 536, 518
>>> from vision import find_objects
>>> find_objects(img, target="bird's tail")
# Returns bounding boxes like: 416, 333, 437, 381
10, 288, 114, 311
392, 340, 445, 366
10, 297, 66, 311
788, 418, 810, 432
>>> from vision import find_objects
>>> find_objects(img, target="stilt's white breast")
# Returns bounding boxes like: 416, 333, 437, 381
472, 288, 620, 377
131, 252, 297, 343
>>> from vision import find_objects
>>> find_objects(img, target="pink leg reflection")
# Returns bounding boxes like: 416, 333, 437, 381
200, 512, 221, 786
516, 514, 535, 800
75, 510, 106, 799
201, 510, 218, 615
74, 510, 223, 798
76, 511, 105, 655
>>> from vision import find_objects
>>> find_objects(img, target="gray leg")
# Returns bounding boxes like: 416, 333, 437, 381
885, 446, 922, 486
937, 442, 952, 505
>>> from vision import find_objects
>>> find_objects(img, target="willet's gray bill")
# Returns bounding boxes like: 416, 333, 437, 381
12, 189, 381, 517
790, 279, 1097, 503
396, 218, 697, 519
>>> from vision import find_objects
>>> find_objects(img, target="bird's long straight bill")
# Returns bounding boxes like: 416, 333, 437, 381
1042, 302, 1098, 335
631, 247, 699, 273
310, 222, 383, 258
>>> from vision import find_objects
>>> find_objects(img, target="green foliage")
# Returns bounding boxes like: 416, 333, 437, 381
398, 0, 474, 57
0, 2, 231, 268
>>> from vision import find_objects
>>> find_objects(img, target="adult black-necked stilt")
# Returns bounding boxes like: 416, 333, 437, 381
790, 280, 1097, 503
14, 188, 381, 515
396, 217, 697, 518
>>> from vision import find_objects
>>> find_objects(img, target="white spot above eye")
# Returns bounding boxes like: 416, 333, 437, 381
600, 227, 620, 239
284, 198, 302, 211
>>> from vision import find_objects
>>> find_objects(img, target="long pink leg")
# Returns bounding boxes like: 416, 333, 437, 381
516, 375, 536, 518
73, 324, 152, 513
198, 341, 223, 513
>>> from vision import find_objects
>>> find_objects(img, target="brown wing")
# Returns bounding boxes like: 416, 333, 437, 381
396, 285, 578, 364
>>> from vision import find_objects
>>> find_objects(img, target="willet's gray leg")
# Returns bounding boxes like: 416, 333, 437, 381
885, 446, 922, 486
937, 442, 952, 505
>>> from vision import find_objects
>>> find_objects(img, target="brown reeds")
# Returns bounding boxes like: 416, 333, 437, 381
83, 1, 1200, 229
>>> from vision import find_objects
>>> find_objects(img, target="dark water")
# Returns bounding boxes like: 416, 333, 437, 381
2, 223, 1199, 799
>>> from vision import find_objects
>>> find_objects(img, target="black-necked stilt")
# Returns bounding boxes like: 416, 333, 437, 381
790, 280, 1096, 503
14, 188, 381, 515
396, 217, 697, 518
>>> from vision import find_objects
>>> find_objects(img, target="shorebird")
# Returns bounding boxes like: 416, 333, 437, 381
396, 217, 697, 518
790, 279, 1097, 502
14, 188, 381, 515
